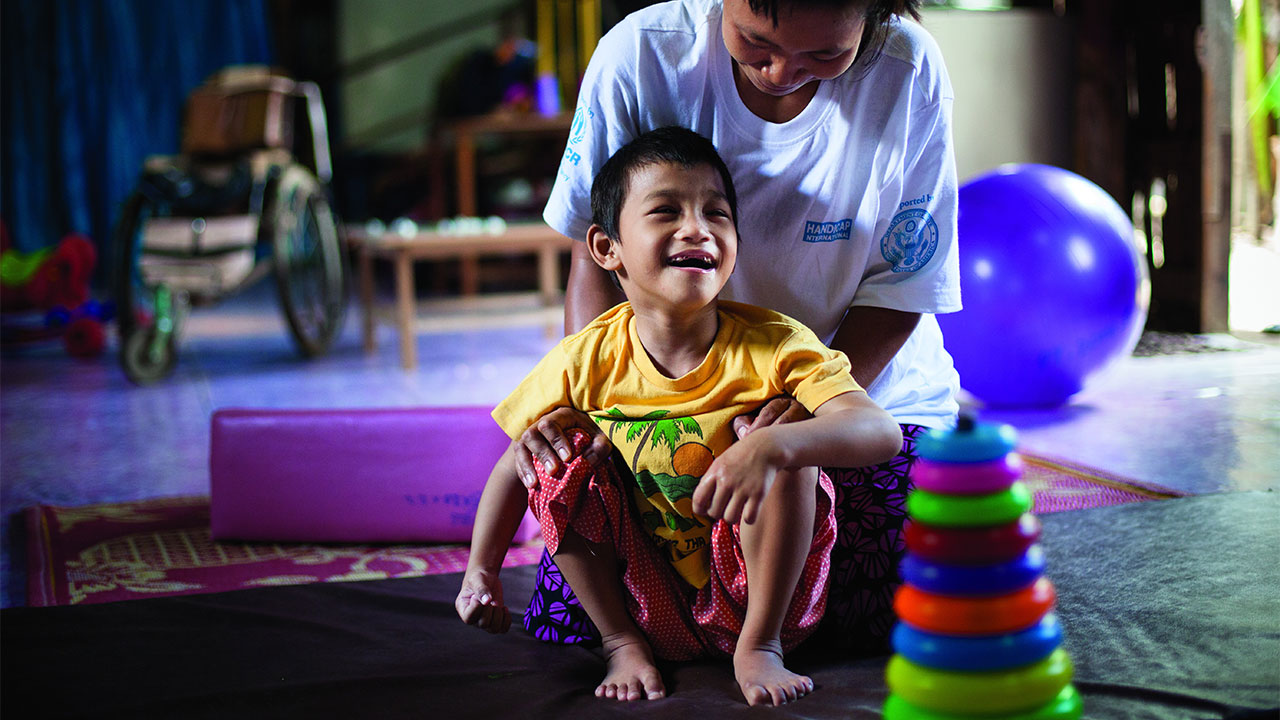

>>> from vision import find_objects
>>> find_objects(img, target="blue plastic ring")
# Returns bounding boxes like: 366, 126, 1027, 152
916, 422, 1018, 463
901, 545, 1045, 596
891, 613, 1063, 671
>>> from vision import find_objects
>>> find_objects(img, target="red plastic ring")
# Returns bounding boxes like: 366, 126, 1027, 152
905, 513, 1043, 565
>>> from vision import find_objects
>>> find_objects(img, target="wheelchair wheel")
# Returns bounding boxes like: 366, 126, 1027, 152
112, 189, 183, 385
263, 165, 347, 358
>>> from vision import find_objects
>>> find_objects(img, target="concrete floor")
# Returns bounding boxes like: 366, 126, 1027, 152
3, 283, 1278, 608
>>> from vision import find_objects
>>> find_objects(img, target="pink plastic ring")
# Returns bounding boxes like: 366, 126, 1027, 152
912, 454, 1024, 495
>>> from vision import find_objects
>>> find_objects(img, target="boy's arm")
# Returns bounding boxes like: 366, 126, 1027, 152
456, 443, 530, 634
692, 391, 902, 525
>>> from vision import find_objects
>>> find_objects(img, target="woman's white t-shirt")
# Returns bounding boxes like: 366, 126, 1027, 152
543, 0, 962, 428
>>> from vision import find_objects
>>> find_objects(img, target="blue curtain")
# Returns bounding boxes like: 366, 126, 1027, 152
1, 0, 273, 286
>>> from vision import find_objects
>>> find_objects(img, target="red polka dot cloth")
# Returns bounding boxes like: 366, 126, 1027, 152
525, 432, 835, 660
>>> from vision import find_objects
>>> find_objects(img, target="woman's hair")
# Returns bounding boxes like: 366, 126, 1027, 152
745, 0, 922, 66
590, 126, 739, 242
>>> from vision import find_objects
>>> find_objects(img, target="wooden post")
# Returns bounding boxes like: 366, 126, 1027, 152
394, 252, 417, 370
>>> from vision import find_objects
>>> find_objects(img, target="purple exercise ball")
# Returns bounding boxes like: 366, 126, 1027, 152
939, 164, 1149, 408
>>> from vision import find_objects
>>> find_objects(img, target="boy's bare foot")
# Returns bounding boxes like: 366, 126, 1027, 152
597, 634, 666, 701
733, 641, 814, 706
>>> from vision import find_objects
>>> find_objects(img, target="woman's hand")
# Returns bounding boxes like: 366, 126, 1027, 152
731, 396, 811, 440
513, 407, 613, 488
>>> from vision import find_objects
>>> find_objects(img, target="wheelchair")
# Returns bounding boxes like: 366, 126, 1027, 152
111, 66, 348, 384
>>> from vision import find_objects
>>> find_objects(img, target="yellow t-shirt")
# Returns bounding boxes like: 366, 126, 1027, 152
492, 301, 863, 589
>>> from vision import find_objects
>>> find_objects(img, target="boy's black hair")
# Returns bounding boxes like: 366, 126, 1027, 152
746, 0, 922, 67
589, 126, 739, 244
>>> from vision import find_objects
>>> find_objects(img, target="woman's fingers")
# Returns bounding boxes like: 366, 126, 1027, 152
511, 442, 541, 488
520, 424, 564, 477
518, 408, 615, 479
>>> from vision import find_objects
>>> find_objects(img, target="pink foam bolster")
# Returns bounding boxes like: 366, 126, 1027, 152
911, 453, 1025, 495
210, 406, 540, 544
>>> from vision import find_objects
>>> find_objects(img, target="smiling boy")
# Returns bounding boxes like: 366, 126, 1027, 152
457, 127, 902, 706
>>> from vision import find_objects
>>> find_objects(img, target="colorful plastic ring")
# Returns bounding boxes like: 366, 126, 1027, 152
891, 613, 1062, 671
894, 577, 1056, 635
907, 483, 1033, 527
916, 421, 1017, 463
912, 454, 1024, 495
906, 514, 1042, 565
884, 684, 1082, 720
901, 545, 1045, 595
886, 648, 1073, 715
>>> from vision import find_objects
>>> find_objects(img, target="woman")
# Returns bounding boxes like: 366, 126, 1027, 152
516, 0, 960, 653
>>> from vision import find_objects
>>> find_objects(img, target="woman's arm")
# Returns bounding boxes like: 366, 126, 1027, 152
564, 240, 625, 335
829, 306, 920, 389
505, 241, 621, 485
730, 307, 919, 440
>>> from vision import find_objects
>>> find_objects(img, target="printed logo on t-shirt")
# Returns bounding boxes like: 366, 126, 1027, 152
802, 218, 853, 243
880, 208, 939, 273
560, 107, 594, 180
569, 106, 592, 145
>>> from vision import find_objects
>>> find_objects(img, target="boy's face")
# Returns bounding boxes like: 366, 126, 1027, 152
592, 161, 738, 314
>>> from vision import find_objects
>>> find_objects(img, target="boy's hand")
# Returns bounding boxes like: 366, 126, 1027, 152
456, 568, 512, 634
692, 435, 778, 525
513, 407, 613, 487
732, 396, 809, 440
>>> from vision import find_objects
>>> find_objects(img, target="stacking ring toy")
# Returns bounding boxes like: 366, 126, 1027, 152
906, 513, 1042, 564
894, 577, 1056, 635
916, 420, 1017, 463
884, 684, 1082, 720
886, 648, 1074, 715
907, 483, 1033, 527
912, 454, 1024, 494
891, 613, 1062, 671
901, 545, 1045, 595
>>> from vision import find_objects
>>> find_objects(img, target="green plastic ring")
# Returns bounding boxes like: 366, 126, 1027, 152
886, 648, 1074, 715
884, 684, 1082, 720
907, 483, 1033, 527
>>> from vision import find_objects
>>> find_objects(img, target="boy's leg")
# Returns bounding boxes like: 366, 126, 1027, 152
552, 529, 666, 701
734, 466, 820, 707
524, 433, 708, 698
823, 424, 927, 652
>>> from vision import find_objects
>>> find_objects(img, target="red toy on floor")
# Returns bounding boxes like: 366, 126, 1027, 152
0, 223, 113, 357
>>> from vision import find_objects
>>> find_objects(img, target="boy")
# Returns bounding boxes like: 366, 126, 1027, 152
456, 127, 902, 706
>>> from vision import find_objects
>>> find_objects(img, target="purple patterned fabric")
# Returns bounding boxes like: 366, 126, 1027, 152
525, 549, 600, 646
524, 424, 927, 651
820, 424, 925, 653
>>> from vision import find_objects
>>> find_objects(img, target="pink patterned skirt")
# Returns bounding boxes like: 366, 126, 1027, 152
526, 432, 835, 661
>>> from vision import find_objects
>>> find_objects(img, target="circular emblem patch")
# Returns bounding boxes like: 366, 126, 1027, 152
880, 208, 939, 273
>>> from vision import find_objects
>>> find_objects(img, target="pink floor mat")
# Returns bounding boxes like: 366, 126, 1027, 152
24, 453, 1183, 607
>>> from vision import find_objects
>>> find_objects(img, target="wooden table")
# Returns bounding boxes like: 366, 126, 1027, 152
345, 222, 574, 369
450, 111, 573, 294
